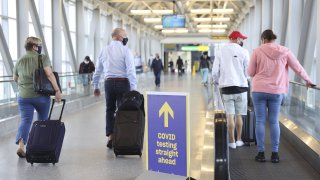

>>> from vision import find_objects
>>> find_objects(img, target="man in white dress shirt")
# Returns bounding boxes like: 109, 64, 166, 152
92, 28, 137, 149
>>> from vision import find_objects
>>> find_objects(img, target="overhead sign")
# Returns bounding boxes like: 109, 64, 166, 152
146, 92, 190, 177
181, 46, 209, 51
210, 36, 228, 40
162, 14, 186, 28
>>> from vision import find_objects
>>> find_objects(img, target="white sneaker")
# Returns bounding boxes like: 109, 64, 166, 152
236, 140, 244, 147
228, 143, 236, 149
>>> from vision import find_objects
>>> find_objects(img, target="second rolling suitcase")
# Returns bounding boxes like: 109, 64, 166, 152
113, 91, 145, 157
242, 106, 256, 146
26, 99, 66, 165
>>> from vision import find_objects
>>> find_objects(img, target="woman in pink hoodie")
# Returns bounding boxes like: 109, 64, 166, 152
247, 29, 315, 163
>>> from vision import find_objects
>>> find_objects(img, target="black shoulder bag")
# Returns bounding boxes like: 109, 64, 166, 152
33, 55, 61, 96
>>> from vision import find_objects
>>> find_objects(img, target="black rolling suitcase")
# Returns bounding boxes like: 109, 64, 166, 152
26, 99, 66, 165
242, 107, 256, 146
113, 91, 145, 157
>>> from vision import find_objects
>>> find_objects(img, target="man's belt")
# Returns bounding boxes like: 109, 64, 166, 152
106, 77, 128, 81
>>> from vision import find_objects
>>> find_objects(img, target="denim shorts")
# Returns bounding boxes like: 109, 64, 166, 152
222, 92, 247, 115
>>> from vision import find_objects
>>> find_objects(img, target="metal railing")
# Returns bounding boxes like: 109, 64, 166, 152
213, 84, 230, 180
0, 73, 103, 119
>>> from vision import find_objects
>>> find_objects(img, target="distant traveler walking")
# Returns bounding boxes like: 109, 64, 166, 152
248, 29, 315, 163
199, 52, 210, 86
151, 53, 163, 87
92, 28, 137, 149
212, 31, 250, 149
176, 56, 184, 76
79, 56, 95, 85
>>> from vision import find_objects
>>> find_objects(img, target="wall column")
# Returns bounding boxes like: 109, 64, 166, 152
52, 0, 62, 72
16, 0, 29, 58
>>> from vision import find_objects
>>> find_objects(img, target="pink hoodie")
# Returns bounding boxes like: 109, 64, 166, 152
247, 43, 312, 94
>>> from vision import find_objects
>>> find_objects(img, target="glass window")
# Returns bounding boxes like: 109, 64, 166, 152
43, 27, 52, 58
43, 0, 52, 26
8, 0, 16, 18
85, 8, 93, 35
71, 32, 76, 55
100, 15, 106, 38
67, 1, 76, 32
29, 23, 36, 37
8, 19, 17, 60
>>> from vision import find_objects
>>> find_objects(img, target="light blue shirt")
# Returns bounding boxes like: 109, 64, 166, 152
92, 40, 137, 90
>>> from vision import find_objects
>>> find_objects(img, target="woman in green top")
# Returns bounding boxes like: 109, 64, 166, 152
13, 37, 62, 158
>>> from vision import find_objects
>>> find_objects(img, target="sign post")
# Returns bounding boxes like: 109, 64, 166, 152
146, 92, 190, 177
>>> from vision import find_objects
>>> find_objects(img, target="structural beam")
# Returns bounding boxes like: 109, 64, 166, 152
28, 0, 49, 57
0, 25, 14, 76
76, 0, 85, 64
60, 0, 77, 71
52, 0, 62, 72
16, 0, 29, 58
297, 0, 316, 72
280, 0, 289, 45
93, 8, 101, 61
0, 24, 18, 92
317, 0, 320, 85
285, 0, 303, 56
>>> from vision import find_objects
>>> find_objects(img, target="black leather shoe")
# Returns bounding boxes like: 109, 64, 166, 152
255, 152, 266, 162
106, 140, 113, 149
271, 152, 280, 163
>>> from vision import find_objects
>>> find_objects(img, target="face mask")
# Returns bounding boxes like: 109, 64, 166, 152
37, 46, 42, 54
122, 37, 128, 46
84, 60, 89, 64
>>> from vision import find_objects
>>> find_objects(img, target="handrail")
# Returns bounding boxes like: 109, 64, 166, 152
214, 111, 230, 180
213, 84, 230, 180
289, 81, 320, 90
0, 73, 93, 83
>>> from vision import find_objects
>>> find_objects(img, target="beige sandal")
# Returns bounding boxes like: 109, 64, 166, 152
17, 147, 26, 158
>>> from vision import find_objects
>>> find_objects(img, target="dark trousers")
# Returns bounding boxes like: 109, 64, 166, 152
104, 79, 130, 136
154, 71, 161, 85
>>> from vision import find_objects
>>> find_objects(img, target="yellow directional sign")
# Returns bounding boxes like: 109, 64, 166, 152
159, 101, 174, 128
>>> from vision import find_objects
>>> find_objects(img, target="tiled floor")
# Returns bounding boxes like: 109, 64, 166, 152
0, 72, 211, 180
1, 72, 319, 180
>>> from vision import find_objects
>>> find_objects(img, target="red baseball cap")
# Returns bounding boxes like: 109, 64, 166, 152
229, 31, 247, 39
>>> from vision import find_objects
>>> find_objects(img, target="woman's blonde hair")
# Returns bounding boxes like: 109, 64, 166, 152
24, 36, 42, 51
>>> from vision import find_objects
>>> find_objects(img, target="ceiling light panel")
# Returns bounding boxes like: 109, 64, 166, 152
130, 10, 151, 15
194, 17, 230, 22
144, 18, 161, 23
162, 29, 188, 34
212, 9, 234, 13
154, 25, 163, 29
152, 10, 173, 14
198, 29, 226, 33
191, 9, 234, 14
131, 10, 173, 15
197, 24, 228, 29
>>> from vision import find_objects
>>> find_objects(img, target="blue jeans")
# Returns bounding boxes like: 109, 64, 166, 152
200, 68, 209, 83
104, 79, 130, 136
16, 96, 51, 144
252, 92, 283, 152
154, 71, 161, 85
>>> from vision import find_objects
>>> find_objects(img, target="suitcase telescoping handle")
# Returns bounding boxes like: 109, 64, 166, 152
48, 99, 66, 121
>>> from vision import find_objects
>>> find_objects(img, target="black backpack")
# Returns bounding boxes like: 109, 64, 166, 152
118, 90, 145, 115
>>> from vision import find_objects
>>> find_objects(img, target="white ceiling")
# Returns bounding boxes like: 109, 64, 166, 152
88, 0, 254, 37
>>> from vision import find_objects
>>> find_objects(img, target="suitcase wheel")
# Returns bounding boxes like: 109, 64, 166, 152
52, 163, 55, 165
139, 152, 142, 157
31, 162, 34, 165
